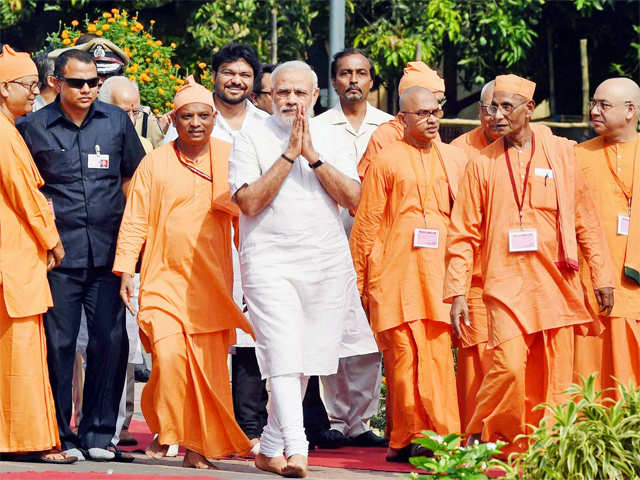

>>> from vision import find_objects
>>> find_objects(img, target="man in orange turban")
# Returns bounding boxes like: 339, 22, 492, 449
573, 77, 640, 400
358, 62, 445, 180
114, 76, 253, 469
445, 74, 615, 454
0, 45, 72, 464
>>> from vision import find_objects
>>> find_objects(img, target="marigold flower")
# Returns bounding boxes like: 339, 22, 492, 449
111, 8, 119, 14
87, 24, 97, 33
152, 51, 160, 58
145, 57, 151, 62
174, 64, 181, 69
129, 75, 137, 81
165, 101, 172, 107
108, 18, 115, 24
157, 87, 164, 95
155, 40, 162, 46
140, 73, 152, 82
120, 20, 128, 27
153, 108, 159, 114
95, 30, 103, 36
169, 74, 175, 80
170, 42, 176, 49
62, 38, 71, 45
101, 24, 110, 31
198, 62, 206, 69
103, 12, 112, 18
61, 30, 69, 39
176, 78, 185, 85
174, 86, 180, 91
135, 22, 144, 30
71, 20, 79, 27
146, 40, 154, 46
150, 19, 156, 25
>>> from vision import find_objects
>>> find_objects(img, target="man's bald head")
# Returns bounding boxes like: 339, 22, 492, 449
399, 86, 438, 112
591, 77, 640, 140
480, 80, 495, 105
479, 80, 499, 141
399, 86, 441, 146
98, 76, 141, 123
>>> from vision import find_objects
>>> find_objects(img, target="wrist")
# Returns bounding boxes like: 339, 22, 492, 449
281, 152, 295, 164
306, 150, 319, 165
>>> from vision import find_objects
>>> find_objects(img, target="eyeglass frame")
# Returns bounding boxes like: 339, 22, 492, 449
589, 99, 635, 113
485, 99, 530, 116
401, 107, 444, 120
7, 80, 40, 93
56, 76, 100, 89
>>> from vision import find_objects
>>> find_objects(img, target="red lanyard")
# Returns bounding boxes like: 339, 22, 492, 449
504, 133, 535, 226
172, 141, 213, 183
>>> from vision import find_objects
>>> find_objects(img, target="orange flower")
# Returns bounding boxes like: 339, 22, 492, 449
145, 57, 151, 62
174, 86, 180, 91
153, 108, 159, 114
62, 38, 71, 45
61, 30, 69, 39
170, 42, 177, 49
129, 75, 137, 81
87, 24, 97, 33
111, 8, 119, 14
174, 64, 181, 69
198, 62, 207, 69
165, 101, 172, 107
108, 18, 115, 24
101, 24, 110, 31
169, 74, 175, 80
103, 12, 112, 18
71, 20, 79, 27
155, 40, 162, 46
140, 73, 152, 82
150, 19, 156, 25
95, 30, 104, 36
157, 87, 164, 95
135, 22, 144, 30
120, 21, 128, 26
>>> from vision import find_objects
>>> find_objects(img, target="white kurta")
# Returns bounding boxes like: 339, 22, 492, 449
314, 102, 392, 358
229, 116, 363, 378
164, 99, 269, 348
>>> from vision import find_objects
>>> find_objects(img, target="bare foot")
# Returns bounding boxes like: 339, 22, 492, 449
145, 437, 169, 459
466, 433, 482, 447
183, 449, 217, 469
255, 452, 286, 475
283, 454, 308, 478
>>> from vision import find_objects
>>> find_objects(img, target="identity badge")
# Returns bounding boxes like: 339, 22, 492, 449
618, 214, 630, 236
508, 228, 538, 252
88, 153, 109, 169
413, 228, 439, 249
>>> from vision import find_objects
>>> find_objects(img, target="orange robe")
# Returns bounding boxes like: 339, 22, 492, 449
0, 112, 61, 453
444, 133, 615, 450
350, 140, 466, 448
113, 139, 253, 457
449, 123, 563, 432
357, 116, 442, 181
574, 134, 640, 399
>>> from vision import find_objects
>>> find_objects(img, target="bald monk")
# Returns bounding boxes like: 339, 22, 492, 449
450, 80, 553, 432
573, 77, 640, 399
0, 45, 72, 463
113, 76, 253, 469
358, 62, 445, 180
351, 87, 466, 462
445, 74, 615, 454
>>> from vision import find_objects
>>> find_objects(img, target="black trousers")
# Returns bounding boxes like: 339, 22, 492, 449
45, 267, 128, 450
303, 376, 330, 441
231, 347, 268, 439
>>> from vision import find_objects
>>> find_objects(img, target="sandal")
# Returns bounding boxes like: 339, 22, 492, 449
107, 443, 135, 463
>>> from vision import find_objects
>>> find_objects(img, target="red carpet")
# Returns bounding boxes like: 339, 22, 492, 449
123, 420, 505, 476
0, 473, 222, 480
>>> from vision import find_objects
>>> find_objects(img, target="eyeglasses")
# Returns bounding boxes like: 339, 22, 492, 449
485, 100, 529, 116
8, 80, 39, 93
480, 103, 492, 115
438, 96, 447, 108
57, 76, 100, 89
589, 99, 634, 112
402, 108, 444, 120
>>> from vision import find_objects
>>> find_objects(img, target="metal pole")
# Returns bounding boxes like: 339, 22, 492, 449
328, 0, 345, 108
580, 38, 589, 122
271, 8, 278, 64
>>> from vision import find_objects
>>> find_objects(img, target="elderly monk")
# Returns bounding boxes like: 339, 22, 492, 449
351, 86, 466, 462
230, 61, 362, 478
358, 61, 445, 180
449, 80, 554, 432
573, 78, 640, 399
444, 74, 616, 453
0, 45, 72, 463
113, 76, 253, 469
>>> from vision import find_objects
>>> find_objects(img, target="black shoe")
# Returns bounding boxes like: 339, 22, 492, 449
134, 365, 150, 383
309, 429, 347, 449
386, 444, 433, 463
350, 430, 389, 447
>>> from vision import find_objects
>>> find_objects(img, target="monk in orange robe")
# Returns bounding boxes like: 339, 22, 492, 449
0, 45, 72, 463
351, 87, 466, 462
113, 76, 253, 469
573, 77, 640, 399
450, 80, 554, 432
444, 74, 615, 454
358, 62, 445, 180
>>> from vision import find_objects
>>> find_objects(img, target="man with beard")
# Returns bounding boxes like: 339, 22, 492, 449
230, 61, 362, 478
313, 48, 390, 449
164, 43, 269, 453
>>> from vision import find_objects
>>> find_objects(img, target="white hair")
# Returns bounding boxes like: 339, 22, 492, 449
271, 60, 318, 91
480, 80, 495, 104
98, 76, 139, 104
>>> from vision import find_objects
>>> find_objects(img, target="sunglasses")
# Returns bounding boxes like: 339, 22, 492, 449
58, 76, 100, 89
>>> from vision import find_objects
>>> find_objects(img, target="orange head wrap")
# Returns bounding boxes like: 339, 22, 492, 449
494, 74, 536, 100
0, 45, 38, 83
398, 61, 445, 95
172, 75, 214, 113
